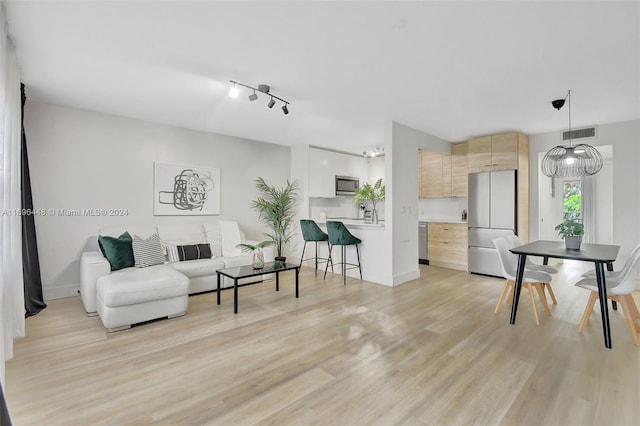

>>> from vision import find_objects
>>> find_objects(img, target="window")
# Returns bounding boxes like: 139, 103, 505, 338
563, 180, 582, 221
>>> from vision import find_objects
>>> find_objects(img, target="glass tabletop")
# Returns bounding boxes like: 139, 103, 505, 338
216, 261, 299, 279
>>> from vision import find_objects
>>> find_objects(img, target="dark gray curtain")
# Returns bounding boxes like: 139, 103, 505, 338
21, 83, 46, 317
0, 381, 11, 425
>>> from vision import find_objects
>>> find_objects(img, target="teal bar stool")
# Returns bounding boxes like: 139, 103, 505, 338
299, 220, 333, 277
324, 221, 362, 285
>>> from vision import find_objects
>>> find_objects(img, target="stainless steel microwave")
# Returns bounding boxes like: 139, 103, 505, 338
335, 175, 359, 196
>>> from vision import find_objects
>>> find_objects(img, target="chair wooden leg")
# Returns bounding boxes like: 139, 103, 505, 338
526, 284, 541, 325
535, 283, 552, 316
623, 294, 640, 332
545, 282, 558, 305
495, 280, 512, 314
506, 283, 515, 307
618, 296, 640, 346
578, 292, 598, 332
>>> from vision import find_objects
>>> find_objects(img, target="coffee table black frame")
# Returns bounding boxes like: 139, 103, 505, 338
216, 262, 300, 313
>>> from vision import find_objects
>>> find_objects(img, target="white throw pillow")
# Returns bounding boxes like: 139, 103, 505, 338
132, 233, 166, 267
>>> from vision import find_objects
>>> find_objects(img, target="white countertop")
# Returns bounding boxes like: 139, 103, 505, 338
315, 218, 385, 228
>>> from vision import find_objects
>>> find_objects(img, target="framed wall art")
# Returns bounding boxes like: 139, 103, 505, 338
154, 163, 220, 215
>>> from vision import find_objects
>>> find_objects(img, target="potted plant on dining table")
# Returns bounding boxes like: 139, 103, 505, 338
555, 218, 584, 250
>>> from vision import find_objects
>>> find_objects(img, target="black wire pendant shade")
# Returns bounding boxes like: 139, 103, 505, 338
541, 90, 603, 178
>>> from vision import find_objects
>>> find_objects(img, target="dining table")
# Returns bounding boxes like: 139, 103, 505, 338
509, 240, 620, 349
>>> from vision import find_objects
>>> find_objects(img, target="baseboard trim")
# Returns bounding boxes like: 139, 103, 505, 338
393, 269, 420, 286
44, 285, 80, 301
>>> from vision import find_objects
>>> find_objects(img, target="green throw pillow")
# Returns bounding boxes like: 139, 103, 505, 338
98, 232, 134, 271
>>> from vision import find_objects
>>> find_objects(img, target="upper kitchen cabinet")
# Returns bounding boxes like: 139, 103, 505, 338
451, 142, 468, 197
419, 143, 468, 198
419, 150, 444, 198
308, 147, 367, 198
468, 132, 528, 173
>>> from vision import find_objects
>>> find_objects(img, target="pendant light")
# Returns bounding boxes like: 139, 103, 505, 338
541, 90, 603, 178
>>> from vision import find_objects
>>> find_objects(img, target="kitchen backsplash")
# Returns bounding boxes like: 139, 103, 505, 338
309, 196, 385, 220
419, 197, 467, 222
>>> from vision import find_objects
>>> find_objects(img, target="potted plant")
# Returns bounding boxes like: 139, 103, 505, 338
237, 240, 274, 269
251, 177, 299, 264
555, 219, 584, 250
353, 178, 385, 223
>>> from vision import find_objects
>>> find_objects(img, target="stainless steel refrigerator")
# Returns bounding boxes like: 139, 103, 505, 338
468, 170, 517, 276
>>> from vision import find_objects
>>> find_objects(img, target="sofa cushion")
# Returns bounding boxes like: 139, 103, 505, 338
97, 265, 189, 307
170, 258, 225, 278
98, 232, 134, 271
132, 233, 166, 267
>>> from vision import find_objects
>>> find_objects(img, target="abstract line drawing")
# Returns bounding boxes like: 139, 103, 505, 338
154, 163, 220, 215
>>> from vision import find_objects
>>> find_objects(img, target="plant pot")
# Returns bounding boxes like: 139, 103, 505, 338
274, 256, 286, 264
565, 236, 582, 250
252, 248, 265, 269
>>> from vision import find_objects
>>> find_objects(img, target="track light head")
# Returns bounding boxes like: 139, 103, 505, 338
267, 97, 276, 109
229, 83, 239, 98
248, 90, 258, 101
552, 98, 565, 110
282, 104, 289, 115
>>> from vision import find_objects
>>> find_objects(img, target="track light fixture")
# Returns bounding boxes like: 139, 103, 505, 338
229, 80, 290, 114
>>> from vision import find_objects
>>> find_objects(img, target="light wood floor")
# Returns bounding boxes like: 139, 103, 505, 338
6, 262, 640, 425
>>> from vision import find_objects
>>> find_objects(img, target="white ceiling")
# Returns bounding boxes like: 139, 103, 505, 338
5, 1, 640, 154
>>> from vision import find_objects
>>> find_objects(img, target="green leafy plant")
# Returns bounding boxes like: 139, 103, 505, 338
251, 177, 299, 259
555, 219, 584, 238
353, 178, 385, 218
236, 240, 274, 252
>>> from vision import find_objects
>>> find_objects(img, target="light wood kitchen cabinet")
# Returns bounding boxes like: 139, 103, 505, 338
467, 136, 492, 173
451, 142, 468, 197
428, 222, 468, 271
468, 132, 526, 173
419, 147, 466, 198
442, 154, 452, 197
420, 150, 443, 198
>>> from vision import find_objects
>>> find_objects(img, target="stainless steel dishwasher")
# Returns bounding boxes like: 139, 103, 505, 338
419, 222, 428, 264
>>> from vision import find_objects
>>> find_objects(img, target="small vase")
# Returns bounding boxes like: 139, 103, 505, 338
565, 236, 582, 250
252, 248, 264, 269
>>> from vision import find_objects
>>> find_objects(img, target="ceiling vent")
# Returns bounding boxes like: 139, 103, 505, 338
563, 126, 597, 141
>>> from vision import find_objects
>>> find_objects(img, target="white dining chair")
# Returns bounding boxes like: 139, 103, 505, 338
505, 234, 558, 305
581, 242, 640, 280
575, 251, 640, 346
493, 237, 554, 325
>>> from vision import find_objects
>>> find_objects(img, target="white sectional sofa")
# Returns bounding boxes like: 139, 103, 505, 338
80, 221, 273, 331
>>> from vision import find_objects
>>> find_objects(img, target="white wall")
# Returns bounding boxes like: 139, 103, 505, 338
25, 101, 290, 299
389, 122, 452, 285
529, 119, 640, 266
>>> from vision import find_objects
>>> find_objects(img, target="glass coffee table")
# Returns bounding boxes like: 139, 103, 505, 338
216, 262, 300, 313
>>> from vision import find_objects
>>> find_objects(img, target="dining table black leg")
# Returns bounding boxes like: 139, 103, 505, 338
595, 261, 612, 349
510, 254, 527, 324
295, 268, 299, 298
276, 272, 280, 291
